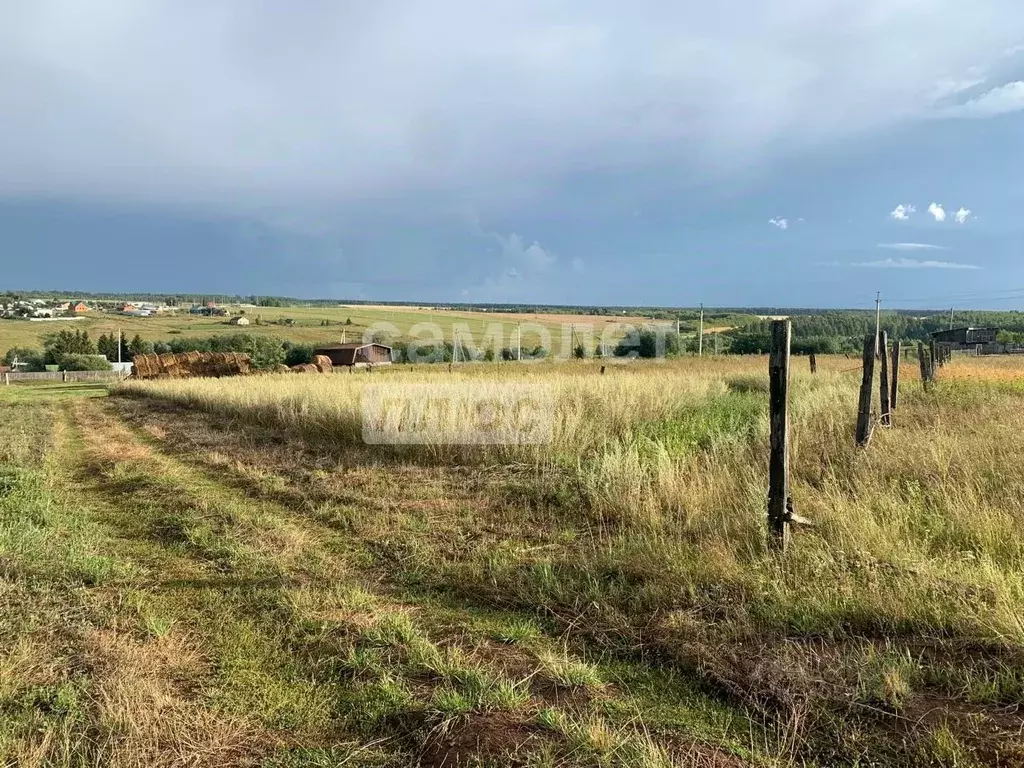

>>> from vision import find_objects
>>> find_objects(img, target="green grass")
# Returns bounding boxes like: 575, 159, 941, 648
0, 384, 766, 766
7, 356, 1024, 766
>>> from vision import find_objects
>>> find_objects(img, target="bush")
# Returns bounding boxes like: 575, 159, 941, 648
57, 354, 112, 371
613, 329, 683, 359
284, 343, 314, 367
3, 347, 45, 371
166, 333, 285, 370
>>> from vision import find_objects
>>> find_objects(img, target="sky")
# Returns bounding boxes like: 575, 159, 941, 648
2, 1, 1024, 309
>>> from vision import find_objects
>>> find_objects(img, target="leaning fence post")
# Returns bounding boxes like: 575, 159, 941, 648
856, 333, 875, 447
879, 331, 890, 426
767, 320, 791, 552
809, 352, 817, 374
890, 340, 901, 421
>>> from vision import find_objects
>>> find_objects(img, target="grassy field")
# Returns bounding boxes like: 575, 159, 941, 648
0, 305, 668, 355
3, 354, 1024, 766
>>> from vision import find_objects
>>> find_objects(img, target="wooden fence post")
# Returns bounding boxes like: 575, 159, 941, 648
767, 320, 791, 552
890, 340, 901, 421
879, 331, 890, 426
809, 353, 817, 374
918, 342, 928, 387
856, 333, 875, 447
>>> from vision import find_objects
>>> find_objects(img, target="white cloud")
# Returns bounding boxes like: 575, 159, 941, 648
769, 217, 789, 230
494, 232, 556, 272
889, 204, 915, 221
927, 202, 947, 222
468, 231, 579, 301
851, 258, 980, 270
954, 207, 972, 224
877, 242, 947, 251
942, 81, 1024, 118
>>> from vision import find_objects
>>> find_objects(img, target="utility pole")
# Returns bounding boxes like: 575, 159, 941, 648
698, 303, 704, 357
676, 316, 680, 335
517, 323, 521, 361
714, 332, 719, 356
117, 328, 122, 364
949, 306, 954, 330
874, 291, 881, 358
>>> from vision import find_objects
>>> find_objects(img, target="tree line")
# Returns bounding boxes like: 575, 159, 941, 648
722, 310, 1024, 354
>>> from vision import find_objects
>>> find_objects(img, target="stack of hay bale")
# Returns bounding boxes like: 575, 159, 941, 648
132, 352, 252, 379
289, 355, 335, 374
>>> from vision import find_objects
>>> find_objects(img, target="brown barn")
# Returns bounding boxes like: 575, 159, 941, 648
313, 342, 392, 367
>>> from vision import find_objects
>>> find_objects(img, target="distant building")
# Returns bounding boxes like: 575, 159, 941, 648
229, 315, 250, 326
119, 303, 138, 313
70, 301, 89, 314
930, 327, 1000, 349
313, 343, 392, 367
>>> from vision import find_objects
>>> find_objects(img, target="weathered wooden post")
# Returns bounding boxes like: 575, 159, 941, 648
809, 352, 817, 374
767, 320, 791, 552
918, 342, 928, 387
3, 373, 8, 386
856, 333, 875, 447
879, 331, 890, 426
890, 340, 901, 420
